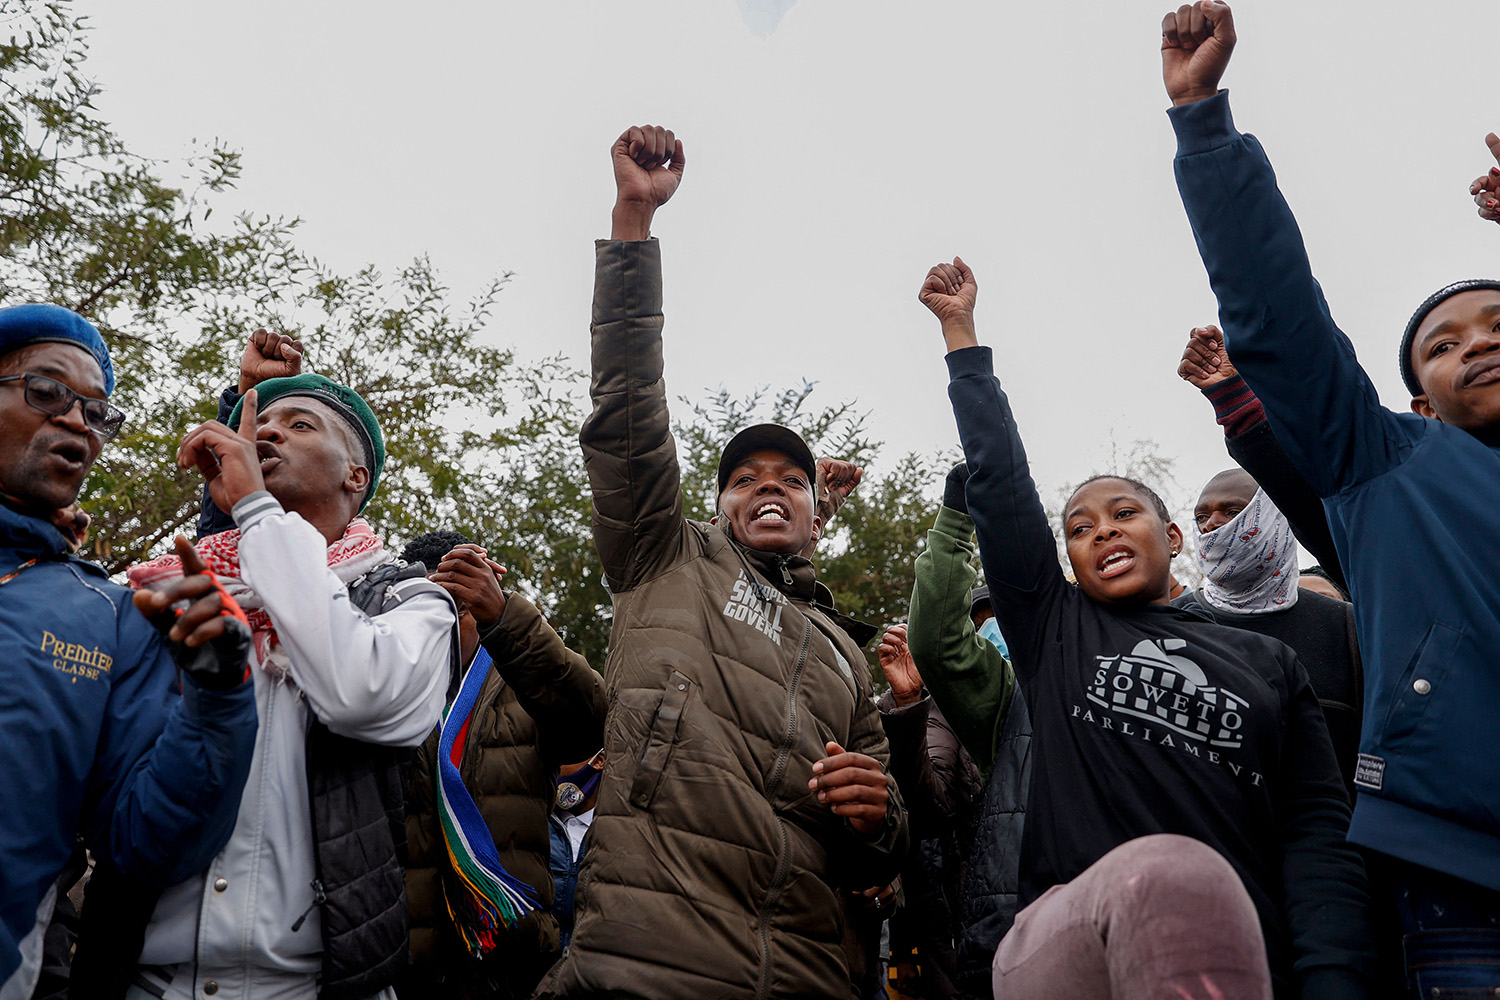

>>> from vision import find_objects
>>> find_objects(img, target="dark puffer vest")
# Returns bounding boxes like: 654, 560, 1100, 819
955, 688, 1033, 994
70, 561, 453, 1000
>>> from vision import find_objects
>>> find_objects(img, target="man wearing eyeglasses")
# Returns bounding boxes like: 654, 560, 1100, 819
0, 304, 259, 1000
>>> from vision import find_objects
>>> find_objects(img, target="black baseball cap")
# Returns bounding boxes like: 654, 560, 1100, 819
716, 423, 818, 496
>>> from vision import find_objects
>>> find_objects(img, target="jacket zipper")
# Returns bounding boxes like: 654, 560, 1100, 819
755, 624, 812, 1000
289, 878, 326, 933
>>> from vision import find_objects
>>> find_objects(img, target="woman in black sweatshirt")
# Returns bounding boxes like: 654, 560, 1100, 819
918, 257, 1375, 1000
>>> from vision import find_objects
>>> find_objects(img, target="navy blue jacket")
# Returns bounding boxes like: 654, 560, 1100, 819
1172, 91, 1500, 890
0, 504, 257, 992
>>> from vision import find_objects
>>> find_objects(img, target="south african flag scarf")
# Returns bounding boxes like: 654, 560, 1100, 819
436, 647, 540, 957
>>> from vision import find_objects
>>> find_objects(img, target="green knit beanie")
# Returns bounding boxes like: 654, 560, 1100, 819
228, 374, 385, 510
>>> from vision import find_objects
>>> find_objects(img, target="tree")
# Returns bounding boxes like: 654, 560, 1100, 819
0, 2, 950, 678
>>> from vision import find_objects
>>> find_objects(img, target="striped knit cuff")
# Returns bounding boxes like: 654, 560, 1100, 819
231, 491, 282, 532
1202, 374, 1266, 438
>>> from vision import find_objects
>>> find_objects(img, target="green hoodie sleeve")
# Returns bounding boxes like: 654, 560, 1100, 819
906, 504, 1015, 771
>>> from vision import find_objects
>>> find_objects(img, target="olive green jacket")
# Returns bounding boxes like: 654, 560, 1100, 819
538, 238, 908, 1000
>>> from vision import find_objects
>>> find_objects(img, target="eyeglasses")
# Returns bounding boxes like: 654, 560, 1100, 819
0, 373, 126, 441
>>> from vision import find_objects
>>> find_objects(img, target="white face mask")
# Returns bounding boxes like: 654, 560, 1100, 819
1193, 487, 1299, 615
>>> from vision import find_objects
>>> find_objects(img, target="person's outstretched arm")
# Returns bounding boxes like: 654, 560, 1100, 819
1177, 325, 1346, 590
579, 125, 690, 593
1164, 2, 1407, 497
921, 258, 1066, 683
905, 469, 1016, 768
432, 544, 607, 766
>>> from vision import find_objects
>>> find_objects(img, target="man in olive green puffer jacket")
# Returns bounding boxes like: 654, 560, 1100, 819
536, 125, 908, 1000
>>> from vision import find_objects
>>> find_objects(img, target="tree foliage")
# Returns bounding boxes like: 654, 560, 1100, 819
0, 2, 949, 680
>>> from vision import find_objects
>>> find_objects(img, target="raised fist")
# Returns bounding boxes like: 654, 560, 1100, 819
1469, 133, 1500, 223
1177, 325, 1237, 388
238, 328, 304, 394
610, 125, 685, 240
815, 458, 863, 525
878, 624, 923, 707
800, 458, 864, 559
918, 257, 978, 328
1161, 1, 1236, 106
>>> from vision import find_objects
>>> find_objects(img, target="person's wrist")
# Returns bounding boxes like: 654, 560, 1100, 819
891, 686, 921, 707
1171, 86, 1219, 107
611, 200, 655, 241
940, 316, 978, 352
236, 373, 257, 394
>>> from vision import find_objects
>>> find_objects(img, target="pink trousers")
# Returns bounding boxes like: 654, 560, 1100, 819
991, 834, 1273, 1000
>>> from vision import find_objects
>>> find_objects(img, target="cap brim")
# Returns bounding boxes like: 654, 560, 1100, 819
717, 423, 818, 495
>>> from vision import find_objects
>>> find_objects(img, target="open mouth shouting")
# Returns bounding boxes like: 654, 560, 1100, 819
1097, 544, 1137, 580
47, 436, 91, 473
256, 440, 283, 475
753, 500, 790, 523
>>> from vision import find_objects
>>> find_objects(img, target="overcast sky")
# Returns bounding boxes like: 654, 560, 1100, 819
83, 0, 1499, 523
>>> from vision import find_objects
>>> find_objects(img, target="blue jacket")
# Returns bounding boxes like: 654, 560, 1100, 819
547, 812, 588, 951
1172, 91, 1500, 890
0, 504, 257, 993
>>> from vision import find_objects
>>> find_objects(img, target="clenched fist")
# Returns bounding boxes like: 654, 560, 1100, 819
878, 624, 923, 707
799, 458, 864, 559
238, 328, 304, 394
1161, 1, 1236, 106
611, 125, 686, 241
1177, 325, 1237, 388
919, 257, 979, 352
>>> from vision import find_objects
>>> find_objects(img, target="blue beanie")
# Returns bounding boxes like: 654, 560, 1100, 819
0, 304, 114, 395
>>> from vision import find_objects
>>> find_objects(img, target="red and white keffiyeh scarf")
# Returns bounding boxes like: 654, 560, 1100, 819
127, 517, 386, 668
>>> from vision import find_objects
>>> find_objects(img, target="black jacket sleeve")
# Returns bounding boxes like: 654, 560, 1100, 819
877, 690, 982, 841
1274, 650, 1378, 1000
945, 345, 1066, 685
195, 385, 242, 540
1225, 422, 1346, 594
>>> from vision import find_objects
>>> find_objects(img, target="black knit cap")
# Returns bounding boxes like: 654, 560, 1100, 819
1399, 279, 1500, 396
716, 423, 817, 496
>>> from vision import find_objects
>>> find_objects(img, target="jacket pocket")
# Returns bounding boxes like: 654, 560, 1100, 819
1379, 621, 1463, 748
629, 670, 692, 811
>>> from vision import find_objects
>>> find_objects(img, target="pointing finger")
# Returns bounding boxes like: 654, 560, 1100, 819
239, 388, 258, 443
175, 534, 208, 577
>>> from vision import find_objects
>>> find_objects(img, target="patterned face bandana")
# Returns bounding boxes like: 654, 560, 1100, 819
1193, 487, 1299, 615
